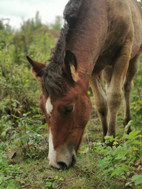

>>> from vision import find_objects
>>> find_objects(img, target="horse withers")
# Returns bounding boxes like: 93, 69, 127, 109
27, 0, 142, 169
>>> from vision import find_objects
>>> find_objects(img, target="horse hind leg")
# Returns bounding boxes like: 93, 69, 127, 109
123, 55, 139, 133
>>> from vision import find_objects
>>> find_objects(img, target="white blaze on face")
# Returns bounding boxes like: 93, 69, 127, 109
48, 129, 60, 169
45, 97, 53, 116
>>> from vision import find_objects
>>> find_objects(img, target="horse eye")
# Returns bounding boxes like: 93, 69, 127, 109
64, 106, 73, 114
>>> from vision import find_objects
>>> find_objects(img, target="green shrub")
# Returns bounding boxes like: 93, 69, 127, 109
94, 129, 142, 188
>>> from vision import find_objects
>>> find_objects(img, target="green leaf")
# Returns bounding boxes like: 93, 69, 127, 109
131, 175, 142, 185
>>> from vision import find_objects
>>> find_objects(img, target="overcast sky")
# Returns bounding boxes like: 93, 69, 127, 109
0, 0, 69, 28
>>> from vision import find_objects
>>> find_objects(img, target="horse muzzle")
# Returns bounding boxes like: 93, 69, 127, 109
48, 146, 76, 169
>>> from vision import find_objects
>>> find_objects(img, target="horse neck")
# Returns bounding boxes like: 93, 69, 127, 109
66, 0, 108, 77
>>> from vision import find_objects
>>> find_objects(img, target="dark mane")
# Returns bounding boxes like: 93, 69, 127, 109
42, 0, 84, 96
49, 0, 84, 65
64, 0, 84, 27
49, 24, 69, 65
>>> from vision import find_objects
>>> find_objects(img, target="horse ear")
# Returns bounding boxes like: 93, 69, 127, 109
64, 50, 79, 82
26, 56, 46, 81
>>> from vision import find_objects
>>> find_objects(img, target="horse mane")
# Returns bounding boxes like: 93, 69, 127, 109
42, 0, 84, 96
49, 24, 69, 66
64, 0, 84, 27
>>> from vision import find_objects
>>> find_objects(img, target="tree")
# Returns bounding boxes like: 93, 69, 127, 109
0, 20, 5, 30
51, 16, 62, 31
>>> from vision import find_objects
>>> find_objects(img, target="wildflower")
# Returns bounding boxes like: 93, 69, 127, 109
88, 91, 91, 95
113, 141, 119, 145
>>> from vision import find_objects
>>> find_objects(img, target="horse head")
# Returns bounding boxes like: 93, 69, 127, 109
27, 51, 92, 169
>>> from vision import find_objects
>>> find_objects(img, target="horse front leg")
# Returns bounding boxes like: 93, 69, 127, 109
91, 73, 108, 140
107, 40, 133, 137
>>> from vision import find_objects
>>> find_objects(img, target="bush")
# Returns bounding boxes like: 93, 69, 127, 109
0, 18, 55, 160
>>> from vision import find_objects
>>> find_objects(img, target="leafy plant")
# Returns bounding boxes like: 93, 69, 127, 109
45, 176, 64, 189
94, 129, 142, 187
0, 151, 20, 189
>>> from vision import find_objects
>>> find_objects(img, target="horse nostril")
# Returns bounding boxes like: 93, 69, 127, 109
57, 162, 68, 170
57, 155, 76, 169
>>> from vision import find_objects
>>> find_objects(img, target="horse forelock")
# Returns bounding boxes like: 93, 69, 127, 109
42, 63, 68, 96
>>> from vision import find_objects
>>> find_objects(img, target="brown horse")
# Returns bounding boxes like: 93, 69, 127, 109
27, 0, 142, 169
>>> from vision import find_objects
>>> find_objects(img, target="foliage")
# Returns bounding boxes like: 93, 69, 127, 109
0, 13, 56, 118
94, 129, 142, 188
131, 56, 142, 128
45, 176, 63, 189
0, 150, 20, 189
50, 16, 62, 31
139, 0, 142, 6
